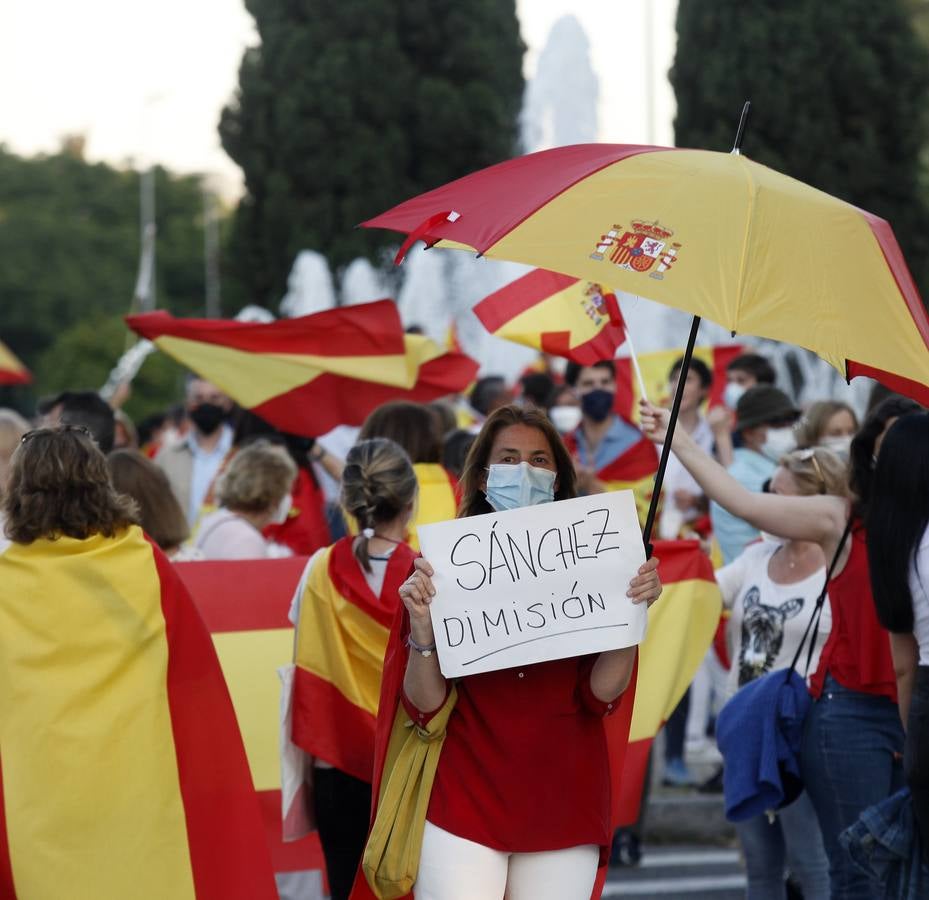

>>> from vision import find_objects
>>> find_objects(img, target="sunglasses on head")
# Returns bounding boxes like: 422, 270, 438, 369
21, 424, 92, 444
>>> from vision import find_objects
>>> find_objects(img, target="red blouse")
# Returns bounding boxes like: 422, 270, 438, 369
404, 655, 617, 854
809, 524, 897, 702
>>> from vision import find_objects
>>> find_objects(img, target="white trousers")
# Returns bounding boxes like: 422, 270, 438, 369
414, 821, 599, 900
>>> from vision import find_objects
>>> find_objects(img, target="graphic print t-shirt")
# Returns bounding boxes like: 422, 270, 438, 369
716, 540, 831, 700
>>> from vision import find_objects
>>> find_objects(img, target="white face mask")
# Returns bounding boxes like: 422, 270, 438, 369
723, 382, 747, 410
820, 435, 852, 460
270, 493, 293, 525
761, 426, 796, 462
549, 405, 582, 434
485, 462, 556, 512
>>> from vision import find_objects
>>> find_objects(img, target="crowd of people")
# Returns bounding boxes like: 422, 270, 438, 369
0, 344, 927, 899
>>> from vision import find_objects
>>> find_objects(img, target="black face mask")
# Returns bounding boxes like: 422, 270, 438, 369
580, 389, 615, 423
189, 402, 226, 436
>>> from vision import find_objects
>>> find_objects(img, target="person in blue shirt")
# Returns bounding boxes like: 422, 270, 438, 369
711, 385, 800, 563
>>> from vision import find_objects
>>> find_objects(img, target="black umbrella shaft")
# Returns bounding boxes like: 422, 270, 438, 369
642, 314, 702, 557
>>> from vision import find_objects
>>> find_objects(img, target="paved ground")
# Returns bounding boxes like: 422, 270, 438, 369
603, 845, 745, 898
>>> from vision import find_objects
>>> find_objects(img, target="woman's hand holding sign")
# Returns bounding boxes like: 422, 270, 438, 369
400, 558, 448, 713
627, 556, 662, 608
400, 557, 437, 643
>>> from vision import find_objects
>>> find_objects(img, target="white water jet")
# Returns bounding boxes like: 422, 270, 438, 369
279, 251, 337, 318
341, 258, 389, 306
397, 246, 452, 342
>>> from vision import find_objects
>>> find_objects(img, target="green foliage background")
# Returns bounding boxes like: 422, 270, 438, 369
219, 0, 526, 309
671, 0, 929, 295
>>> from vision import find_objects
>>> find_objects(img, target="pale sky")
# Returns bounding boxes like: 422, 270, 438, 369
1, 0, 677, 198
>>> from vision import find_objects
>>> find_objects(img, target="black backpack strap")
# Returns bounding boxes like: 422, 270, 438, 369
786, 517, 854, 678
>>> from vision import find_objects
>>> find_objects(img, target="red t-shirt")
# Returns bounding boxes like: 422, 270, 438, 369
809, 524, 897, 702
405, 655, 616, 853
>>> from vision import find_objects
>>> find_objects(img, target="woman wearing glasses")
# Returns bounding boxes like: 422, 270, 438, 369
641, 395, 920, 900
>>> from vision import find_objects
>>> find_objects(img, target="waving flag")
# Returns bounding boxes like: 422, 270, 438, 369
474, 269, 627, 364
613, 344, 745, 425
0, 339, 30, 385
176, 555, 329, 900
614, 539, 722, 825
127, 302, 479, 436
0, 528, 276, 899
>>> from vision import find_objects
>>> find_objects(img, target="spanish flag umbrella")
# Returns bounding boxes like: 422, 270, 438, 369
363, 104, 929, 542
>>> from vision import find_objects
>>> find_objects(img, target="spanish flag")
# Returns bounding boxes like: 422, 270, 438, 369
127, 302, 479, 437
292, 537, 417, 782
175, 554, 329, 897
614, 344, 745, 425
614, 539, 723, 825
0, 339, 30, 385
473, 268, 627, 364
562, 429, 660, 527
0, 527, 276, 899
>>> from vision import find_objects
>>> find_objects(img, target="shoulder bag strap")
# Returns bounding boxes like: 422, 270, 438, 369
786, 516, 854, 678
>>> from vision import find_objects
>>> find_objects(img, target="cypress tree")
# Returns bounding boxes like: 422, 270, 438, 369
671, 0, 929, 293
220, 0, 525, 307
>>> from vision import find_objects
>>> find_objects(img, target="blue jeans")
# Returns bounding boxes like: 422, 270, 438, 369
735, 791, 829, 900
801, 674, 905, 899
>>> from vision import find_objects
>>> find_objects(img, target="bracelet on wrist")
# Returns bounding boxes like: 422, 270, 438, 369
407, 634, 437, 658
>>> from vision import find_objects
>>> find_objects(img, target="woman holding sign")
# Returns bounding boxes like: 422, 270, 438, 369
390, 405, 661, 900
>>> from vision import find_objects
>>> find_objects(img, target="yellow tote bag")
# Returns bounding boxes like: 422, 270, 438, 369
362, 686, 458, 899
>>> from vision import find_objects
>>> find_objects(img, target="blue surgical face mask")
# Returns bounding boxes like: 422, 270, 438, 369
485, 461, 556, 512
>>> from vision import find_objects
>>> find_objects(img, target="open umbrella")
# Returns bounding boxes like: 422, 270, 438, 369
363, 104, 929, 546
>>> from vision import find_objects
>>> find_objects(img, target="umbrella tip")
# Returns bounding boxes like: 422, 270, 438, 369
731, 101, 751, 155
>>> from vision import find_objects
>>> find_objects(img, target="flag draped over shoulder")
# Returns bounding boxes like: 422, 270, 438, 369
0, 527, 276, 900
0, 339, 30, 385
127, 302, 479, 437
292, 537, 417, 782
473, 268, 627, 364
613, 344, 744, 424
613, 539, 723, 825
562, 429, 659, 527
176, 555, 332, 898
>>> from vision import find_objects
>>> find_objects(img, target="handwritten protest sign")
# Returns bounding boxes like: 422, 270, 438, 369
418, 490, 648, 678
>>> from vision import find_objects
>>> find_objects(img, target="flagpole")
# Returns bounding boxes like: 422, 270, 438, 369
621, 298, 649, 403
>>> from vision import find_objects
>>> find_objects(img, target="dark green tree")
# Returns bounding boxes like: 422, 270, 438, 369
0, 142, 215, 413
219, 0, 525, 307
671, 0, 929, 293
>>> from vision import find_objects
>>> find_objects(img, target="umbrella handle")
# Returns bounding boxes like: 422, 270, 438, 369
642, 314, 702, 556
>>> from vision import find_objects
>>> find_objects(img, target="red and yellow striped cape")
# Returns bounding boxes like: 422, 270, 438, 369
0, 527, 276, 899
292, 536, 417, 782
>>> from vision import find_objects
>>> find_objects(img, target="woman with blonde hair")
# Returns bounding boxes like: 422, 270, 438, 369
288, 438, 419, 900
794, 401, 858, 458
714, 446, 847, 900
195, 439, 297, 559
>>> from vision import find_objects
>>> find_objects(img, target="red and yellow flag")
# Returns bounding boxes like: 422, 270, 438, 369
563, 430, 660, 526
176, 555, 327, 896
127, 302, 479, 437
614, 539, 722, 825
473, 268, 627, 364
292, 537, 417, 782
613, 343, 744, 424
0, 339, 30, 385
0, 528, 276, 899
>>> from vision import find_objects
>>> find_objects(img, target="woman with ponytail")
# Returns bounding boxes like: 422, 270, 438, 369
288, 438, 418, 900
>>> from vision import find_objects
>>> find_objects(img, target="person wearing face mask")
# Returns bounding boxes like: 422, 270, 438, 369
640, 395, 922, 899
709, 385, 800, 564
378, 405, 662, 900
561, 360, 659, 525
794, 400, 859, 460
156, 376, 235, 525
194, 439, 297, 560
709, 353, 778, 467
